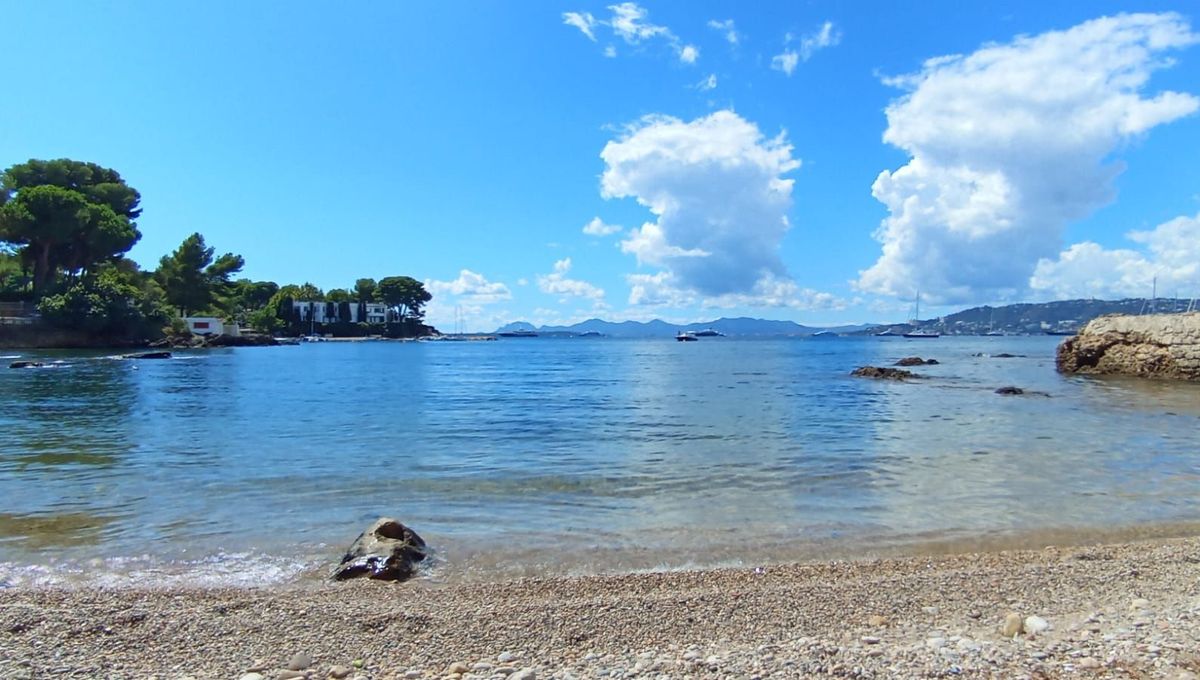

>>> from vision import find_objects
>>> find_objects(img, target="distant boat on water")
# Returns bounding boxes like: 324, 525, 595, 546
903, 290, 940, 338
578, 331, 603, 338
675, 331, 698, 342
873, 328, 897, 336
498, 329, 539, 338
690, 328, 725, 337
810, 330, 838, 338
1045, 330, 1077, 336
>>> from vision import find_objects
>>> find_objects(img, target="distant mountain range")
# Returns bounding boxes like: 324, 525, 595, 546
492, 298, 1197, 338
494, 317, 876, 338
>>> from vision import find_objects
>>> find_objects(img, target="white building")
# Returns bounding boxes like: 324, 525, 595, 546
293, 301, 388, 324
183, 317, 240, 336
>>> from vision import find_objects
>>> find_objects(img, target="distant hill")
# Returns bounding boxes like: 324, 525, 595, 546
494, 317, 877, 337
876, 298, 1197, 335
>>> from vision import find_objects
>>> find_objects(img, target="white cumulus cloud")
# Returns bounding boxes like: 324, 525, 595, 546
426, 270, 513, 304
856, 12, 1199, 304
679, 44, 699, 64
1031, 212, 1200, 299
581, 216, 623, 236
602, 110, 823, 308
771, 51, 799, 76
538, 258, 606, 301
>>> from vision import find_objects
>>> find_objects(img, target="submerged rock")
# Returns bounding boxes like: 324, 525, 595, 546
895, 356, 938, 366
123, 351, 172, 360
995, 386, 1050, 397
8, 361, 43, 369
333, 517, 427, 582
851, 366, 920, 380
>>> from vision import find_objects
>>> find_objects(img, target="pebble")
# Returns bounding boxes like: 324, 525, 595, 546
867, 615, 888, 627
404, 672, 422, 679
509, 669, 536, 680
497, 651, 516, 663
447, 662, 470, 675
238, 674, 264, 680
328, 666, 352, 679
1132, 598, 1151, 609
1024, 615, 1050, 635
1079, 657, 1101, 668
278, 672, 308, 680
288, 654, 314, 671
861, 636, 881, 645
246, 660, 271, 673
1001, 613, 1023, 637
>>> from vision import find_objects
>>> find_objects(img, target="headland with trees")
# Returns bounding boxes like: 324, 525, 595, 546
0, 158, 435, 347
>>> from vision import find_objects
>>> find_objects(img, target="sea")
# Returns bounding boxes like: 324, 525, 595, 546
2, 336, 1199, 588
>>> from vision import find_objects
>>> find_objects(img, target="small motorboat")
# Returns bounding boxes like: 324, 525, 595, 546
676, 331, 698, 342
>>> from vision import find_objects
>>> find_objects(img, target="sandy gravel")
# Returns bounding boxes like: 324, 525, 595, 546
2, 537, 1200, 679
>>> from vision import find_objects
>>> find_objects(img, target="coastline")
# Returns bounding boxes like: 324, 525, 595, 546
3, 536, 1200, 679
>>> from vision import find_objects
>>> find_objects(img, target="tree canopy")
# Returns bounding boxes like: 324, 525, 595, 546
0, 159, 141, 296
378, 275, 431, 321
155, 233, 244, 316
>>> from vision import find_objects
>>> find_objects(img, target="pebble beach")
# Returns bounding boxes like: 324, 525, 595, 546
3, 536, 1200, 679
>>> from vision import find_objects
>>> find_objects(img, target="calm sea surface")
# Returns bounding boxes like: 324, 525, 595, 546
2, 336, 1199, 587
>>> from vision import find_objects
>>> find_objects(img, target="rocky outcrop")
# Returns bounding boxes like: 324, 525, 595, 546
851, 366, 920, 380
9, 361, 43, 369
895, 357, 938, 366
1056, 313, 1200, 381
333, 518, 428, 582
122, 351, 172, 360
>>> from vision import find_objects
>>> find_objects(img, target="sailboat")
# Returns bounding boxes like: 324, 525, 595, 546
903, 290, 940, 338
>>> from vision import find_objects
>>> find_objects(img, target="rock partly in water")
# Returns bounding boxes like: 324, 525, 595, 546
1057, 312, 1200, 381
851, 366, 920, 380
895, 356, 939, 366
332, 517, 428, 582
995, 386, 1051, 397
123, 351, 172, 360
9, 361, 43, 369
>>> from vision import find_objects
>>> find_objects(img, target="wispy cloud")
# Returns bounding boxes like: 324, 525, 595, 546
564, 3, 698, 65
772, 21, 842, 76
707, 19, 739, 46
581, 216, 623, 237
696, 73, 717, 91
562, 11, 597, 41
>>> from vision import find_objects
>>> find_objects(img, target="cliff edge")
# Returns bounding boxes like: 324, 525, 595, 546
1056, 312, 1200, 381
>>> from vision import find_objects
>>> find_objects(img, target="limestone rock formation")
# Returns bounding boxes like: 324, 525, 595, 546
333, 517, 428, 582
1056, 313, 1200, 381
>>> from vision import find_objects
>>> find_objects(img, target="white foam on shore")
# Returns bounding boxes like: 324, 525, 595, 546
0, 551, 326, 590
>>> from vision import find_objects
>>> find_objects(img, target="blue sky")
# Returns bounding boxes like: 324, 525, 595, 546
3, 2, 1199, 331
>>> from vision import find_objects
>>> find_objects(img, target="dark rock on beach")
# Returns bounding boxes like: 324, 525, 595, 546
851, 366, 920, 380
333, 517, 428, 582
8, 361, 43, 369
123, 351, 172, 360
895, 356, 938, 366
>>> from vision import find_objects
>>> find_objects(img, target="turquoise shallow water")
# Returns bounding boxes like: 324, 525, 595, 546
1, 336, 1199, 586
